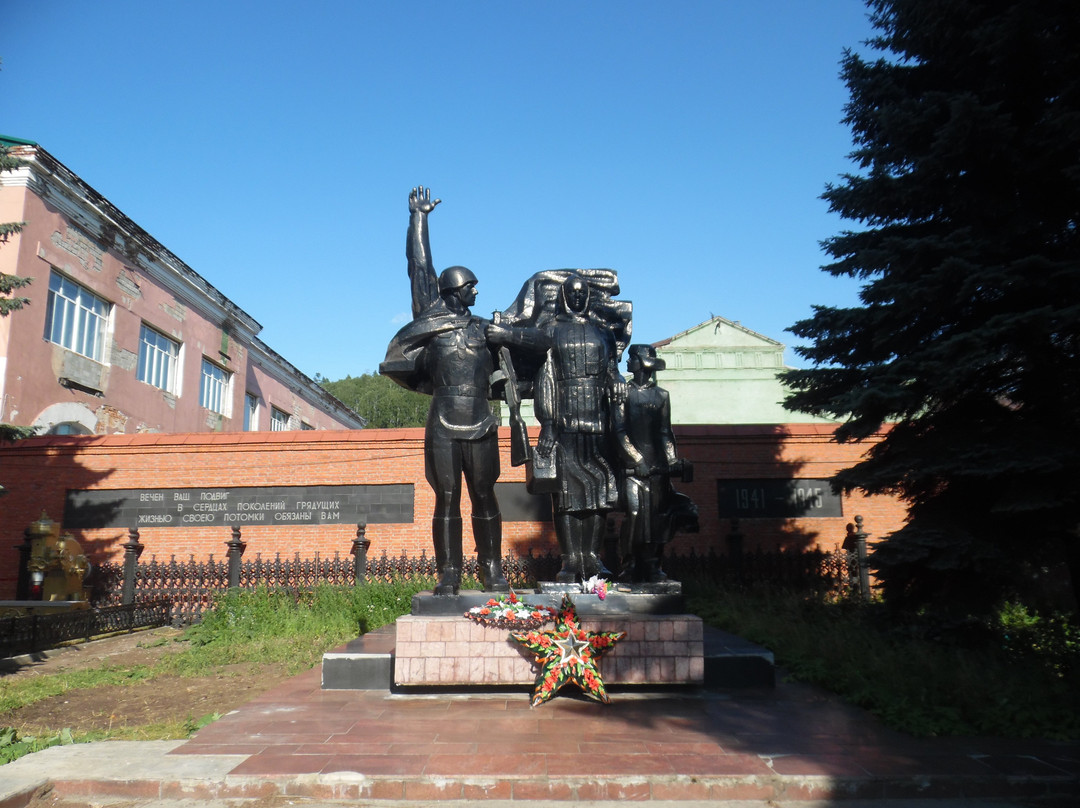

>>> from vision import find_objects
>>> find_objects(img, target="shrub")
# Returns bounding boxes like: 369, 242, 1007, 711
686, 583, 1080, 739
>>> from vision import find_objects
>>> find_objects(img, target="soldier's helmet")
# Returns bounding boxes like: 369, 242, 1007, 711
438, 266, 478, 293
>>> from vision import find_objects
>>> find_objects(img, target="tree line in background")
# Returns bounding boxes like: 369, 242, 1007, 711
317, 372, 428, 429
783, 0, 1080, 615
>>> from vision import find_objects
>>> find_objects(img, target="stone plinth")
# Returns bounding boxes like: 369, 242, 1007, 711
410, 589, 686, 617
393, 613, 704, 687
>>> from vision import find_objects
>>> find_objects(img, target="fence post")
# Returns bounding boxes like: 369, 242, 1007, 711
849, 515, 872, 602
351, 522, 370, 586
121, 527, 144, 605
726, 519, 744, 579
226, 527, 246, 589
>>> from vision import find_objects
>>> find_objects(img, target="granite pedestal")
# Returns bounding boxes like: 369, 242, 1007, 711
322, 588, 775, 691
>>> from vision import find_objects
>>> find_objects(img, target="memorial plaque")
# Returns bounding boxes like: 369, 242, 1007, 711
63, 484, 414, 529
495, 482, 553, 523
716, 478, 842, 519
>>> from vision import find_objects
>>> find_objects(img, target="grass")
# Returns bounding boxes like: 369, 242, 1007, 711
166, 579, 435, 675
686, 582, 1080, 739
0, 664, 157, 714
1, 579, 433, 763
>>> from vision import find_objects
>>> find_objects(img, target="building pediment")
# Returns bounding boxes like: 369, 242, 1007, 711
654, 316, 784, 351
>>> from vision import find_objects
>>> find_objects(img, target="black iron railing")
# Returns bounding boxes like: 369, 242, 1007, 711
5, 513, 875, 656
80, 545, 861, 624
0, 600, 171, 658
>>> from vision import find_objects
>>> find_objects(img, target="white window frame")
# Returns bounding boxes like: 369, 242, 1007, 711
137, 324, 181, 394
270, 406, 290, 431
244, 393, 259, 431
200, 358, 232, 416
43, 271, 111, 362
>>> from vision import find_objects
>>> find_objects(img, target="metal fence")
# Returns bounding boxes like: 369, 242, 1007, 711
664, 545, 860, 592
5, 533, 866, 656
0, 600, 171, 658
85, 548, 562, 623
80, 544, 862, 625
3, 510, 875, 657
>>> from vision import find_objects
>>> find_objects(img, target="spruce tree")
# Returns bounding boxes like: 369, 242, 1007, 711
1, 138, 35, 441
783, 0, 1080, 614
0, 143, 31, 316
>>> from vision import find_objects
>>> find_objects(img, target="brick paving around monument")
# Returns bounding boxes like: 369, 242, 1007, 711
163, 665, 1080, 803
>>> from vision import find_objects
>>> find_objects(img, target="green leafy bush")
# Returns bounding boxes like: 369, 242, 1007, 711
687, 583, 1080, 739
0, 726, 73, 764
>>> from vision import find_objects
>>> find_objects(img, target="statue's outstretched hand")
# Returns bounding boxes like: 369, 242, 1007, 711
537, 424, 555, 457
409, 186, 441, 214
485, 323, 511, 344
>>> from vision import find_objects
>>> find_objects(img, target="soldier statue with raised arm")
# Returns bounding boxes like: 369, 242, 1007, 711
380, 187, 508, 596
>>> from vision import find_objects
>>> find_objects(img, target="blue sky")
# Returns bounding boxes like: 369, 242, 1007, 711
4, 1, 875, 380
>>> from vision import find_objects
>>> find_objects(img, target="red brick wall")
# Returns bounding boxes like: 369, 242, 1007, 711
0, 425, 906, 599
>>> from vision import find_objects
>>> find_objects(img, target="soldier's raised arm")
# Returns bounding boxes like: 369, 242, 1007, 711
406, 186, 441, 319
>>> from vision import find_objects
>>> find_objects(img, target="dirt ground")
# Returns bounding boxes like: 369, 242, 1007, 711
0, 628, 294, 736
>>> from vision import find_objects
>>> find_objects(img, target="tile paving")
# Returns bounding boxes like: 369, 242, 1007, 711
161, 665, 1080, 802
4, 658, 1080, 805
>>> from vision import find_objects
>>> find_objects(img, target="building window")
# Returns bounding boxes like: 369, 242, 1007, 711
270, 407, 290, 431
200, 358, 231, 415
300, 421, 315, 430
43, 271, 110, 361
137, 324, 180, 393
244, 393, 259, 431
47, 422, 94, 436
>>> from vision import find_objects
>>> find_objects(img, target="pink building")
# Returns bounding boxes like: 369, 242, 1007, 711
0, 137, 365, 435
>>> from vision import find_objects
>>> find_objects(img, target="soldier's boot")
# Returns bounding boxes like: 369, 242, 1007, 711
555, 513, 583, 584
582, 512, 613, 579
432, 517, 462, 596
473, 513, 509, 593
642, 543, 669, 584
616, 550, 637, 584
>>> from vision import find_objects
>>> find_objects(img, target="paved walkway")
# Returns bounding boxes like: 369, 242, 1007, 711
3, 663, 1079, 807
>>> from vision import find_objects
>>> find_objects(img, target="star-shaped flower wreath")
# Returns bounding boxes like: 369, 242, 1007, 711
510, 595, 626, 706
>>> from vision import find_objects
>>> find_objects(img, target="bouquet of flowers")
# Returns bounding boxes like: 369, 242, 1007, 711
464, 589, 557, 630
583, 575, 608, 600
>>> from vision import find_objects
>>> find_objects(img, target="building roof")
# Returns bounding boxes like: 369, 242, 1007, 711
653, 315, 784, 350
0, 134, 39, 147
1, 135, 366, 430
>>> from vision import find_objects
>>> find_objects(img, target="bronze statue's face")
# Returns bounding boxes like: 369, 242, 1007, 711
455, 282, 477, 308
563, 277, 589, 314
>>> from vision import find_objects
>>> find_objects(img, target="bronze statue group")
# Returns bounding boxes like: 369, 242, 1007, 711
382, 188, 697, 596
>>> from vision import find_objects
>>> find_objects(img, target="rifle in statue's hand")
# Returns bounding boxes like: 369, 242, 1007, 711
496, 346, 532, 467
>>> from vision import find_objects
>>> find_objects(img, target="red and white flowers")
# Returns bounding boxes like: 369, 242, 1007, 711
463, 589, 557, 630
